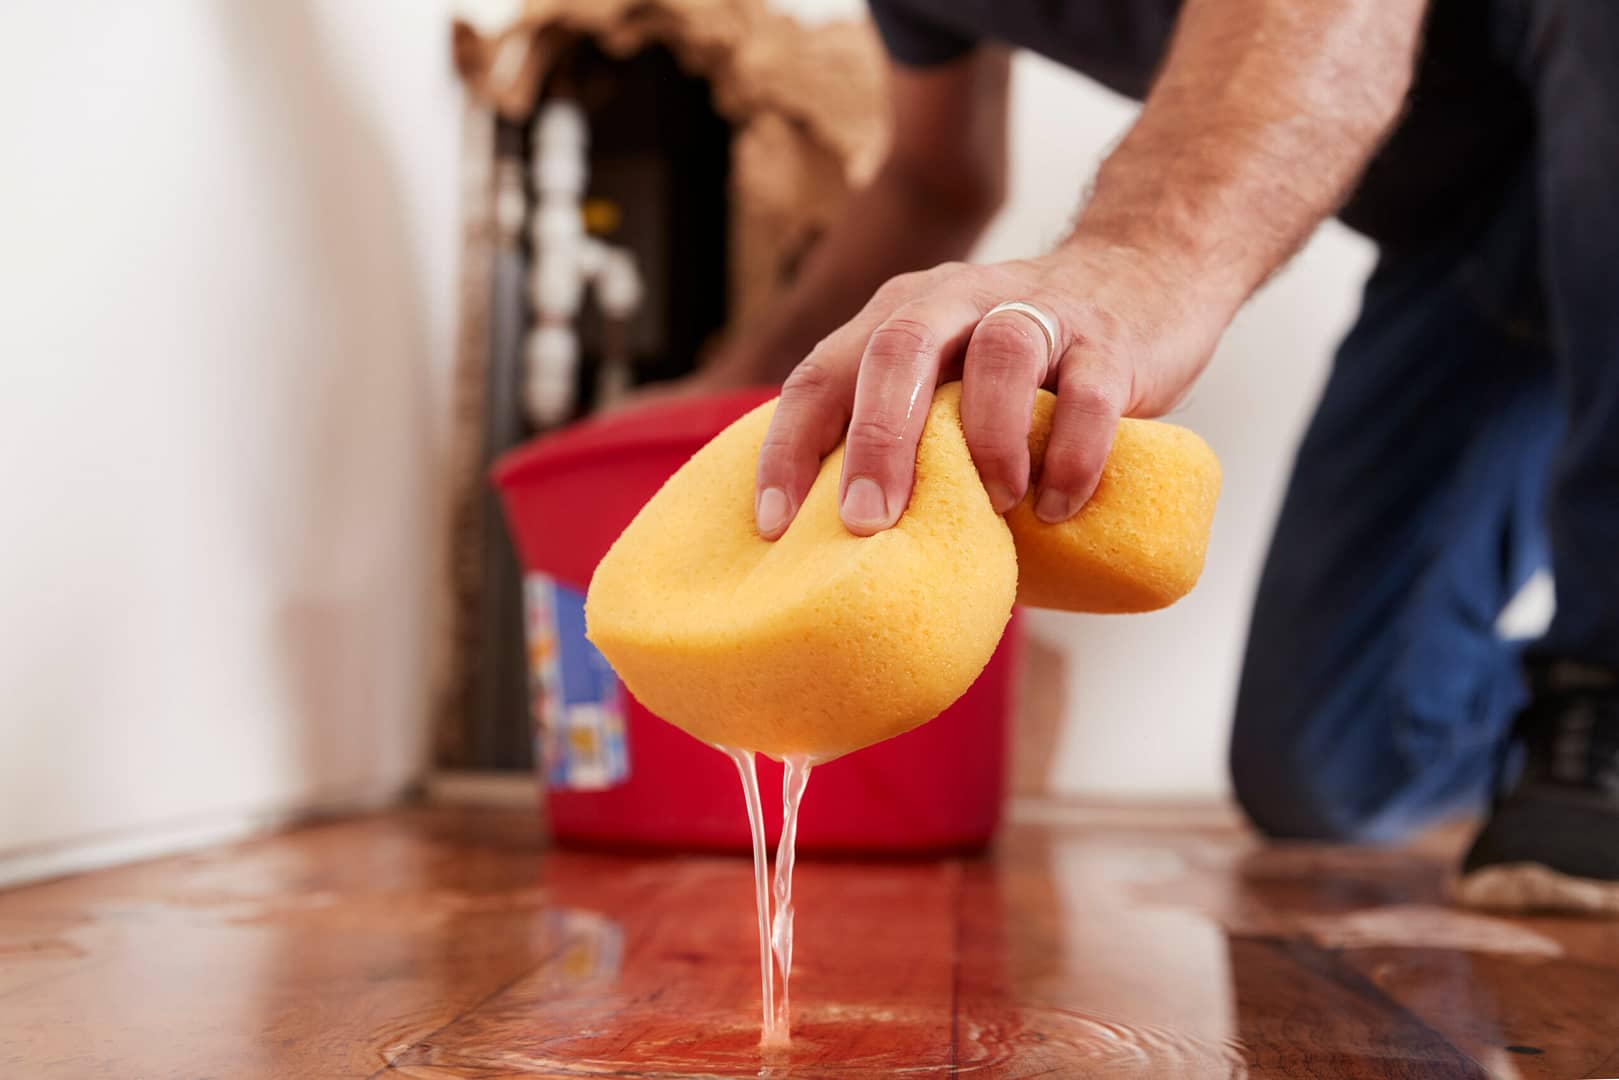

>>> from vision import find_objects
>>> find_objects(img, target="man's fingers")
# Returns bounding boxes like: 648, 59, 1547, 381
960, 307, 1052, 513
839, 294, 984, 535
753, 273, 944, 540
754, 337, 863, 540
1035, 346, 1129, 523
757, 263, 1124, 541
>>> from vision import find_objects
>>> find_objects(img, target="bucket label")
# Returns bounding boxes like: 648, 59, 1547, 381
525, 573, 629, 790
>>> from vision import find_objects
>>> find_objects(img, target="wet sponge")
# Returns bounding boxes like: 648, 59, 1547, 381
1009, 391, 1221, 613
585, 383, 1219, 761
586, 383, 1016, 761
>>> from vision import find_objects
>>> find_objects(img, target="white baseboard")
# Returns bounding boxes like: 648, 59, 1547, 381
1007, 795, 1244, 832
0, 781, 413, 892
424, 769, 540, 809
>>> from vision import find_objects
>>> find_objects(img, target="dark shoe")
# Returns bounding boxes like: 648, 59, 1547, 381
1454, 661, 1619, 915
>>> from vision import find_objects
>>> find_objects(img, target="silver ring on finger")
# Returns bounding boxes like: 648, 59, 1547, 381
982, 300, 1059, 370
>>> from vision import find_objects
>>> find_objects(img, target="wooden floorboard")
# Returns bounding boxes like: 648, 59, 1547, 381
1, 804, 1613, 1078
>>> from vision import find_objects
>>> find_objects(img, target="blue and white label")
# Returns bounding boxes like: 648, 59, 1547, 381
525, 573, 629, 790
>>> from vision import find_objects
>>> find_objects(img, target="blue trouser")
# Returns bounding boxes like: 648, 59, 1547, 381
1229, 0, 1619, 841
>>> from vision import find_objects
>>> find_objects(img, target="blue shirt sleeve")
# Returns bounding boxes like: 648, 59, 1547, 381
868, 0, 977, 67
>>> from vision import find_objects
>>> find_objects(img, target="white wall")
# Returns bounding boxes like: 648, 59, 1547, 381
0, 0, 1375, 887
0, 1, 464, 884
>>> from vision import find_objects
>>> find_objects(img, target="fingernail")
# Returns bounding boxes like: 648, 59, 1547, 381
756, 487, 790, 537
1035, 488, 1076, 524
841, 477, 890, 530
984, 480, 1018, 515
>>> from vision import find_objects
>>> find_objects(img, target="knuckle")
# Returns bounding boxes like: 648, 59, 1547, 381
961, 407, 1029, 458
756, 431, 816, 492
1059, 379, 1123, 420
873, 273, 919, 304
782, 356, 837, 398
845, 414, 909, 453
757, 427, 799, 458
757, 421, 806, 465
865, 317, 937, 362
1040, 443, 1102, 491
970, 320, 1045, 374
970, 441, 1027, 479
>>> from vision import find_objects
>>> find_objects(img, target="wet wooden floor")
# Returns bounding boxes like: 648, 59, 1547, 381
2, 803, 1616, 1078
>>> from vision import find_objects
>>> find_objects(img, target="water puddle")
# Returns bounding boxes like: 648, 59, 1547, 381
498, 1002, 1247, 1077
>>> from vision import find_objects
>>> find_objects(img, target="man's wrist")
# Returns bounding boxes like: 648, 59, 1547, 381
1048, 224, 1249, 329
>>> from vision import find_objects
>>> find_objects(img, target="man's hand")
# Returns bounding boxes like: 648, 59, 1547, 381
752, 243, 1231, 539
754, 0, 1427, 540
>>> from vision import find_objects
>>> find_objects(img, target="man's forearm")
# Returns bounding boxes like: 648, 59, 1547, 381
1072, 0, 1427, 311
726, 159, 999, 383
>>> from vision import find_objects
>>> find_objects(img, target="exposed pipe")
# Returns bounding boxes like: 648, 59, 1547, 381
525, 99, 644, 426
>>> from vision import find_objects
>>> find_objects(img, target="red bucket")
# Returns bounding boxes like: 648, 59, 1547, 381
492, 389, 1016, 855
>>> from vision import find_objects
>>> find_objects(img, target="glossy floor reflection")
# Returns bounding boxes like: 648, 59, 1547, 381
2, 804, 1615, 1078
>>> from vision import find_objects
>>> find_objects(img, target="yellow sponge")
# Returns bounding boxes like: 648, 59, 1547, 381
1010, 392, 1222, 613
585, 382, 1219, 761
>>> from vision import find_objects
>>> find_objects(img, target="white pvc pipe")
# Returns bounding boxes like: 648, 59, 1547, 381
523, 98, 647, 427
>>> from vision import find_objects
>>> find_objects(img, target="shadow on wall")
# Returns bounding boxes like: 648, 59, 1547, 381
208, 1, 442, 803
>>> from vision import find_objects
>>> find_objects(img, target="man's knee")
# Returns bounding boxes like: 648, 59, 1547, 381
1228, 699, 1396, 844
